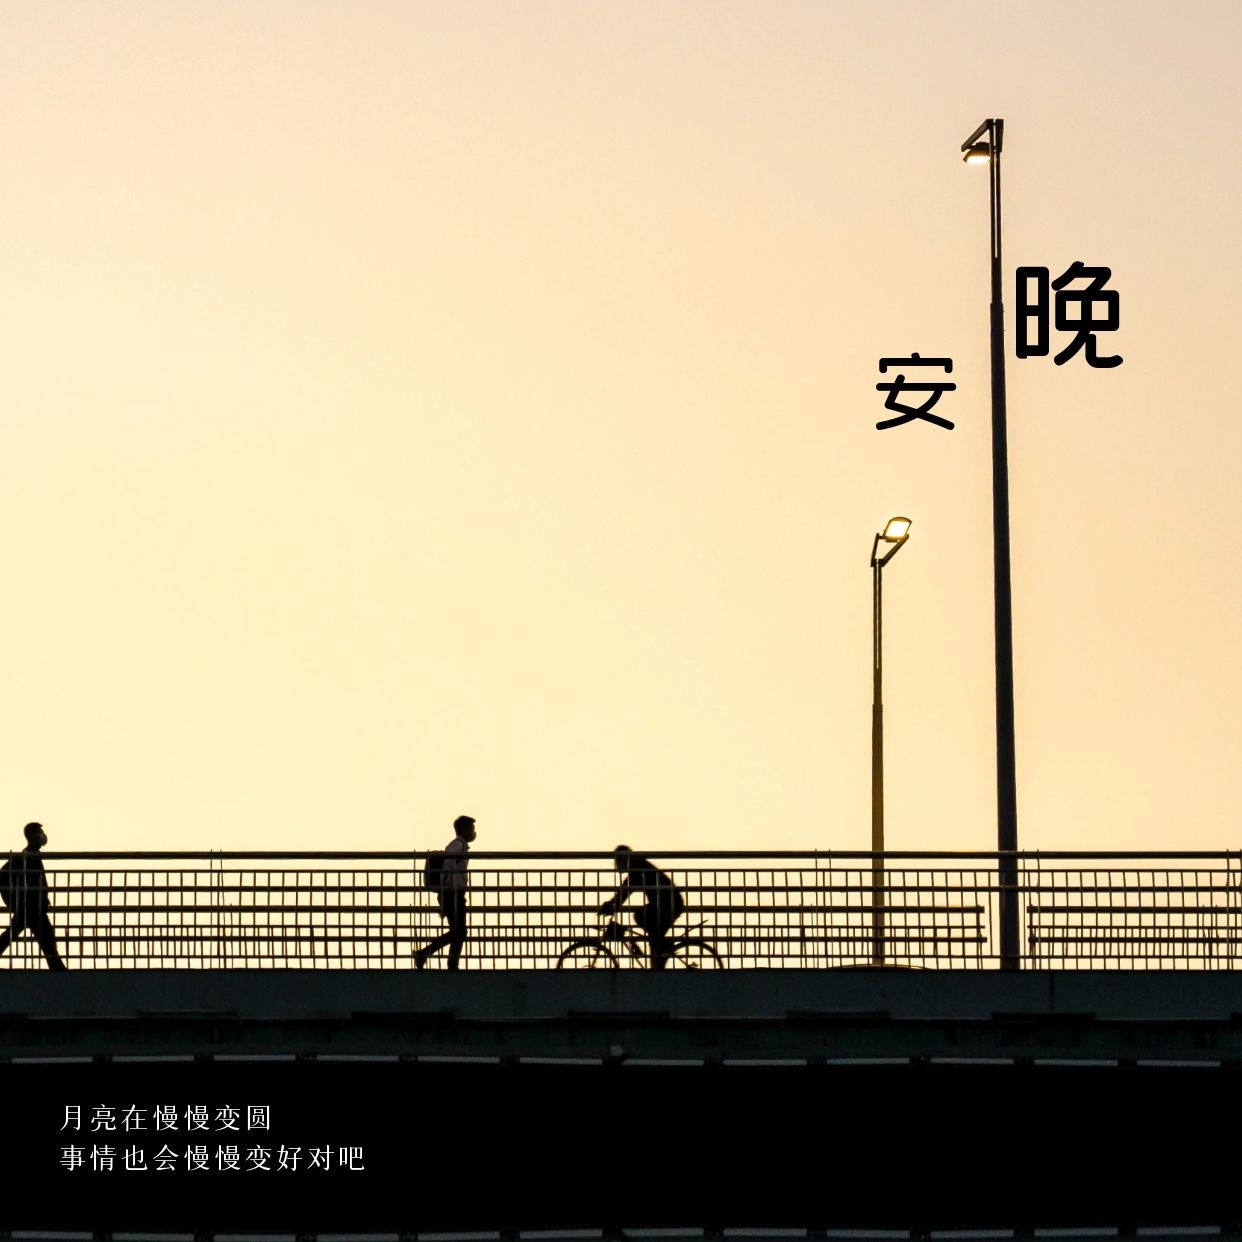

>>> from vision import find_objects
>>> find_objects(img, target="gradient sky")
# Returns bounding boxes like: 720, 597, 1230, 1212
3, 1, 1240, 856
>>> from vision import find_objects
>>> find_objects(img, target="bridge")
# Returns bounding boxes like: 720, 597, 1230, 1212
4, 848, 1241, 971
4, 851, 1241, 1238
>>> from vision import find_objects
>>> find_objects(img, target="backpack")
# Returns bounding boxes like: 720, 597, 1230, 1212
423, 850, 447, 892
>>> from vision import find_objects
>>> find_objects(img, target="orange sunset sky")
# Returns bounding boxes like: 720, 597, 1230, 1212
3, 2, 1240, 856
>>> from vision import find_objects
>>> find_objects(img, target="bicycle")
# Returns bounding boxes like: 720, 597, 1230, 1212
556, 914, 722, 969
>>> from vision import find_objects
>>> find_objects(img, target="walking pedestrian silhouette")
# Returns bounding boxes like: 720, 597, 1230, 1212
413, 816, 477, 971
0, 823, 68, 970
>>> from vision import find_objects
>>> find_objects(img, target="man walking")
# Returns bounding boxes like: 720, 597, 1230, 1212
414, 815, 477, 972
0, 822, 68, 970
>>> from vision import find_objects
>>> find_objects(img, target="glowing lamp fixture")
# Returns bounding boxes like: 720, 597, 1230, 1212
963, 142, 992, 164
872, 516, 912, 569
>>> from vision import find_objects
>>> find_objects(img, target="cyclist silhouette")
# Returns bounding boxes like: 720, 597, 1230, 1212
598, 845, 685, 971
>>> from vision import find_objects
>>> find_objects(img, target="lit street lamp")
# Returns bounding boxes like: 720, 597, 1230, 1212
961, 117, 1020, 970
870, 515, 911, 966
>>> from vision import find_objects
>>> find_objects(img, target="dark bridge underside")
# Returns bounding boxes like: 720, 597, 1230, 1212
4, 970, 1242, 1234
7, 1058, 1242, 1235
5, 966, 1242, 1060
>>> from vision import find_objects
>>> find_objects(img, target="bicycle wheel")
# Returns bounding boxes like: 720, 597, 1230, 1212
668, 937, 722, 969
556, 939, 620, 969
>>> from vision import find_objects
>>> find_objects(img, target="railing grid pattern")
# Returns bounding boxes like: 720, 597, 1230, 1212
2, 852, 1239, 970
1026, 857, 1242, 969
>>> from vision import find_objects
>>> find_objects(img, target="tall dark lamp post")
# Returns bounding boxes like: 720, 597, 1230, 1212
871, 515, 911, 967
961, 117, 1020, 971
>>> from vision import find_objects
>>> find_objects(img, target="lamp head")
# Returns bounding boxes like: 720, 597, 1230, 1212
871, 516, 912, 568
960, 118, 1003, 160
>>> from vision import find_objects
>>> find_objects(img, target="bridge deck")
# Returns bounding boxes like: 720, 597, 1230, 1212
5, 967, 1242, 1064
5, 968, 1241, 1234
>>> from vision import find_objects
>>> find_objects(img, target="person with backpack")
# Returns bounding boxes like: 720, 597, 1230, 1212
599, 845, 685, 971
413, 815, 477, 972
0, 822, 68, 970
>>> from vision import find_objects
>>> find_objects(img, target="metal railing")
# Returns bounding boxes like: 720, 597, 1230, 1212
1, 851, 1239, 970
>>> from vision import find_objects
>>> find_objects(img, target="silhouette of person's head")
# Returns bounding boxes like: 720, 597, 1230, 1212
23, 822, 46, 850
613, 844, 632, 871
453, 815, 477, 843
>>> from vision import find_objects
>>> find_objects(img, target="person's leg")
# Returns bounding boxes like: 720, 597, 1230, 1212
446, 892, 468, 971
649, 920, 674, 970
0, 911, 30, 958
415, 892, 455, 968
636, 906, 674, 970
652, 892, 685, 970
31, 913, 66, 971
